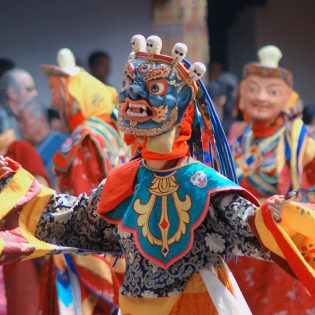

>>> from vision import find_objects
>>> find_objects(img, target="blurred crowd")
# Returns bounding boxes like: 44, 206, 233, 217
0, 50, 117, 315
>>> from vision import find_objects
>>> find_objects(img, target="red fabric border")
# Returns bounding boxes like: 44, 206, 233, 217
261, 202, 315, 298
97, 159, 140, 214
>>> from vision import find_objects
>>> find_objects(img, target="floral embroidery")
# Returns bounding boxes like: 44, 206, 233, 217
205, 233, 225, 253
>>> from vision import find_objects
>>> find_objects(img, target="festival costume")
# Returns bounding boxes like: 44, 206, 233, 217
229, 46, 315, 314
39, 57, 129, 314
0, 129, 49, 315
41, 63, 128, 195
0, 37, 314, 315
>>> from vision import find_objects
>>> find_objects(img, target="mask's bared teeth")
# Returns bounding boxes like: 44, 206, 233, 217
124, 99, 155, 122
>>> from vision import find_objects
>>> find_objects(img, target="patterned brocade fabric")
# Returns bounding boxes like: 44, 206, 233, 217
34, 188, 268, 298
119, 193, 268, 298
35, 180, 121, 256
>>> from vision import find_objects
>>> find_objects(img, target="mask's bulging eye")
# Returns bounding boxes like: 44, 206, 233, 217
147, 80, 167, 96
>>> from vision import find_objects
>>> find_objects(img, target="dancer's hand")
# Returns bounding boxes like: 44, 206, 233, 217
0, 156, 20, 179
265, 195, 286, 223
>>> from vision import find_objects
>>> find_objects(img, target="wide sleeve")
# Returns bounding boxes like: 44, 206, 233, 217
209, 192, 270, 260
212, 191, 315, 298
284, 118, 315, 189
248, 197, 315, 298
0, 157, 121, 265
35, 180, 121, 256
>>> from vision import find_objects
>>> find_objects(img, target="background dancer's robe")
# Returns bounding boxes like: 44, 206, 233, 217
40, 62, 129, 315
0, 130, 49, 315
229, 45, 315, 314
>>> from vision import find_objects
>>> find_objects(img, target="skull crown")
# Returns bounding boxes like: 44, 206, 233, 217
128, 34, 206, 82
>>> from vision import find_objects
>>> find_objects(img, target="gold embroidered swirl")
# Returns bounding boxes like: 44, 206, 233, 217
133, 173, 191, 257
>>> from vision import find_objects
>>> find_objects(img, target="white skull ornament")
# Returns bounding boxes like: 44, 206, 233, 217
171, 43, 188, 63
146, 35, 162, 54
189, 62, 206, 81
131, 34, 146, 53
190, 171, 208, 188
258, 45, 282, 68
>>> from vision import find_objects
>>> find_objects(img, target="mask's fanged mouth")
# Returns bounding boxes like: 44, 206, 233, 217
123, 99, 155, 122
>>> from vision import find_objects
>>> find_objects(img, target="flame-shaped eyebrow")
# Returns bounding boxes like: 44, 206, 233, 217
143, 64, 171, 82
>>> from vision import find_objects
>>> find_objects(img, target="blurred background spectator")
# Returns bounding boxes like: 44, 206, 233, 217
0, 99, 49, 315
206, 71, 238, 133
0, 69, 38, 139
88, 50, 111, 84
47, 108, 69, 135
18, 100, 68, 187
207, 59, 225, 81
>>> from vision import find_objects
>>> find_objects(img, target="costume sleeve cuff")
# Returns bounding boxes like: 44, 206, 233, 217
249, 199, 315, 298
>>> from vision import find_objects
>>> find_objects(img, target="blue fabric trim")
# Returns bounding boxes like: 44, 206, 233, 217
285, 135, 291, 161
296, 124, 307, 173
55, 267, 74, 308
37, 131, 68, 186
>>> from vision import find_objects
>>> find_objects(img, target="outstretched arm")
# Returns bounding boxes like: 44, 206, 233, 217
210, 190, 315, 298
0, 156, 121, 265
35, 181, 121, 255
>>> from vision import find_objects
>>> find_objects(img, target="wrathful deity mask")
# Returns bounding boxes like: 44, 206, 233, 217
118, 35, 206, 138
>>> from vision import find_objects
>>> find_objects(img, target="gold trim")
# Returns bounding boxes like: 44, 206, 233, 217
19, 186, 56, 260
134, 173, 192, 257
119, 293, 180, 315
0, 238, 4, 256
